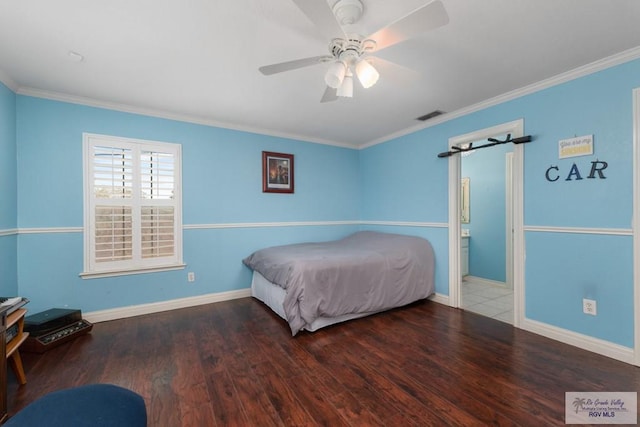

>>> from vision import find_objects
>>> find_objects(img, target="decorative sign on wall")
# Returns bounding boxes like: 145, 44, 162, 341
545, 160, 608, 182
546, 134, 607, 182
558, 134, 593, 159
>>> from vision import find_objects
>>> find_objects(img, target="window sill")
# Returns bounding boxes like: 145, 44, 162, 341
79, 263, 186, 279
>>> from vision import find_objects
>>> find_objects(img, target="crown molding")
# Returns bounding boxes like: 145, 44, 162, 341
16, 87, 357, 150
361, 45, 640, 149
9, 45, 640, 151
0, 68, 18, 92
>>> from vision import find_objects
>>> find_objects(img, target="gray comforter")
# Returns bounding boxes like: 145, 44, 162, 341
243, 231, 435, 335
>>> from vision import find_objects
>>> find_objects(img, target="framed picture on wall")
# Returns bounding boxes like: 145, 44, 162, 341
262, 151, 294, 193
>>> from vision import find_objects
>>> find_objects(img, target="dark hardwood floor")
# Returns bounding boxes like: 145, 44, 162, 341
6, 298, 640, 426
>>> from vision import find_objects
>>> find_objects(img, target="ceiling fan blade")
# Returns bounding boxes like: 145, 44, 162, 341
292, 0, 346, 40
259, 55, 332, 75
320, 86, 338, 103
367, 0, 449, 52
367, 56, 420, 80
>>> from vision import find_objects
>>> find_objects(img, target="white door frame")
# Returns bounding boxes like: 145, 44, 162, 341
633, 88, 640, 366
448, 119, 525, 328
506, 152, 514, 290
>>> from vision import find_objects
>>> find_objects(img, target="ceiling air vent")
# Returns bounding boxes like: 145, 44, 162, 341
416, 110, 445, 121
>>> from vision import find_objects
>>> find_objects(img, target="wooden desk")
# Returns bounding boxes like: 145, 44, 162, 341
5, 309, 28, 386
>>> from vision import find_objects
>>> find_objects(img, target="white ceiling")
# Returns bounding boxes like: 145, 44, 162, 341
1, 0, 639, 148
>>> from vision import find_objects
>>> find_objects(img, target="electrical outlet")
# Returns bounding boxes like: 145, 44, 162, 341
187, 272, 195, 282
583, 298, 597, 316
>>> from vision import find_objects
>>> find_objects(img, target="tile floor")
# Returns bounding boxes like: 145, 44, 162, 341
461, 277, 513, 324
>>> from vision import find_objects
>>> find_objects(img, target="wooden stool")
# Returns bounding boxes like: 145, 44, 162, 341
6, 309, 28, 385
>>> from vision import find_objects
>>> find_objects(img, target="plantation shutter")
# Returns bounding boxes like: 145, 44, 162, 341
83, 134, 182, 277
140, 150, 175, 259
93, 145, 134, 263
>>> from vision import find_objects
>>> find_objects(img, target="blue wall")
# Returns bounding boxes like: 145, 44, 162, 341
0, 81, 17, 295
461, 141, 512, 282
358, 128, 451, 295
3, 54, 640, 350
15, 97, 361, 314
360, 58, 640, 348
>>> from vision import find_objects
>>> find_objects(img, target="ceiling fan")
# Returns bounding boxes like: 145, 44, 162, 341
259, 0, 449, 102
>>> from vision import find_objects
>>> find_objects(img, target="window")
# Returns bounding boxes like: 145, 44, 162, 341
82, 133, 183, 278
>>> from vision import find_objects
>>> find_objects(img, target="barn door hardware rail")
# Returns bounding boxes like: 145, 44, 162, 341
437, 134, 533, 158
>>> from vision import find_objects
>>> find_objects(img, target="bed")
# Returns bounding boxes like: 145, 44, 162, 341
242, 231, 435, 335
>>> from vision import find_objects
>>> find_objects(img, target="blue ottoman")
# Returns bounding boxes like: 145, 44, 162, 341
5, 384, 147, 426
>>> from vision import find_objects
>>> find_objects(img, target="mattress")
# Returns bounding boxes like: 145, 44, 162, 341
244, 231, 435, 335
251, 270, 379, 332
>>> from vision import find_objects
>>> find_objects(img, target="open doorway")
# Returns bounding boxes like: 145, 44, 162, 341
459, 138, 513, 323
447, 120, 524, 328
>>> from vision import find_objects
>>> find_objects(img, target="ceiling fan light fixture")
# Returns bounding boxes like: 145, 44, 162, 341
355, 58, 379, 89
332, 0, 364, 25
337, 71, 353, 98
325, 60, 347, 89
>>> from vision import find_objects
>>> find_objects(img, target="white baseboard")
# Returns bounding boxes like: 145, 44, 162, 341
521, 318, 635, 366
464, 275, 508, 288
429, 292, 449, 306
86, 289, 449, 323
429, 291, 635, 366
83, 288, 252, 323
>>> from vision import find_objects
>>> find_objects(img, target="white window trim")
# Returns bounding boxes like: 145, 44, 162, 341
81, 133, 184, 279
